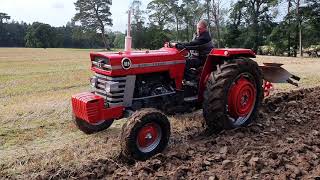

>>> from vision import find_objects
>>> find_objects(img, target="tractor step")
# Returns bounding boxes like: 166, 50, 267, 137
183, 80, 198, 88
184, 96, 198, 102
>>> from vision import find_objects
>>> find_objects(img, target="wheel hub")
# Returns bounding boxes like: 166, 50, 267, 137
145, 133, 153, 140
137, 123, 162, 153
228, 77, 256, 118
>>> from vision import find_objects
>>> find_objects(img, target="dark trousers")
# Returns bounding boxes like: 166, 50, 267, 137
184, 56, 206, 81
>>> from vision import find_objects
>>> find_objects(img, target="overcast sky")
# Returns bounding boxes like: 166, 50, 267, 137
0, 0, 151, 32
0, 0, 287, 32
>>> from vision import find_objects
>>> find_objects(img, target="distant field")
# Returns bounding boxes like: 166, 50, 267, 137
0, 48, 125, 178
0, 48, 320, 178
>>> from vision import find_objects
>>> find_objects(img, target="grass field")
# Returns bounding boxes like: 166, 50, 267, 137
1, 48, 320, 178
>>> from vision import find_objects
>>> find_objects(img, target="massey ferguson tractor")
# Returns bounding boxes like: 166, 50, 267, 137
71, 10, 300, 161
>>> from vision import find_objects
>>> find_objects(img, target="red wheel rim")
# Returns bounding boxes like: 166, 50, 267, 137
228, 77, 256, 119
137, 123, 162, 153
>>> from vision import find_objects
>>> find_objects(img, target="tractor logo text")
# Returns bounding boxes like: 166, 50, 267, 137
122, 58, 132, 70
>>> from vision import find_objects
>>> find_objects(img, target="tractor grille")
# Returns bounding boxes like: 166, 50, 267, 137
94, 73, 126, 107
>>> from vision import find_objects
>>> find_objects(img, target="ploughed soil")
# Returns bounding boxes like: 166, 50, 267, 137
32, 87, 320, 179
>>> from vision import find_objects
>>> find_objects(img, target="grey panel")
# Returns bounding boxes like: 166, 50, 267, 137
95, 73, 126, 81
123, 75, 136, 107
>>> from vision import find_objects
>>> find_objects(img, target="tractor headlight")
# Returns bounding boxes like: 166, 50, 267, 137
95, 57, 110, 65
92, 56, 111, 70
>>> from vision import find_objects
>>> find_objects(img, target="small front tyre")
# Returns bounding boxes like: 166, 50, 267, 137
73, 115, 114, 134
120, 109, 171, 161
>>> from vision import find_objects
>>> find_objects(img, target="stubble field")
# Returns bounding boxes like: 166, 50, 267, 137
0, 48, 320, 179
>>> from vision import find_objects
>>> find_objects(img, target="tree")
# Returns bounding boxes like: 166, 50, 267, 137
224, 1, 246, 47
73, 0, 113, 49
0, 13, 10, 46
132, 0, 145, 24
245, 0, 278, 52
205, 0, 211, 31
267, 22, 289, 55
131, 0, 146, 49
224, 0, 278, 51
147, 0, 174, 30
302, 0, 320, 46
181, 0, 204, 41
25, 22, 56, 48
113, 32, 125, 49
71, 25, 104, 48
145, 24, 171, 49
3, 21, 28, 47
287, 0, 293, 56
0, 13, 10, 24
168, 0, 183, 41
211, 0, 223, 47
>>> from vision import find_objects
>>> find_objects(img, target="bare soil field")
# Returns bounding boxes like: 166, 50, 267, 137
0, 48, 320, 179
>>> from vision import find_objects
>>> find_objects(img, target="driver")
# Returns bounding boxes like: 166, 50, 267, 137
173, 19, 214, 78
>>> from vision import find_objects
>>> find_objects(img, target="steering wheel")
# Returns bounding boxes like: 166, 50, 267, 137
176, 43, 191, 58
167, 42, 191, 58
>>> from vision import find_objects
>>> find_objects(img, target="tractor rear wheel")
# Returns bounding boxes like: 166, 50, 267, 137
73, 115, 114, 134
120, 108, 170, 161
203, 58, 263, 132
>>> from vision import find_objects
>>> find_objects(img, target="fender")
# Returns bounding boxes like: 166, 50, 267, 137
198, 49, 300, 101
210, 48, 256, 58
198, 48, 256, 101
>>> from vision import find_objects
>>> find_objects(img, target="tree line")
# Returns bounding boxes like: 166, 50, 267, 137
0, 0, 319, 56
0, 15, 118, 49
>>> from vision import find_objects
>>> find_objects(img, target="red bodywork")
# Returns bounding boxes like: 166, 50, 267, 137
210, 48, 255, 58
72, 92, 124, 123
72, 47, 256, 124
91, 48, 185, 89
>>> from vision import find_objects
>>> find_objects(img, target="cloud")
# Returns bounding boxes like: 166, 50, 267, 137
52, 1, 64, 9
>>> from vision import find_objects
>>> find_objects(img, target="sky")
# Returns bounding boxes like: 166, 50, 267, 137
0, 0, 151, 32
0, 0, 288, 32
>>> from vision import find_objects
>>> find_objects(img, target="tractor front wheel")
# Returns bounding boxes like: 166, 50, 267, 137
120, 108, 170, 161
203, 58, 263, 132
73, 115, 114, 134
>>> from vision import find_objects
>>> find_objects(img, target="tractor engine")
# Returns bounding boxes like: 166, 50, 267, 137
72, 48, 186, 133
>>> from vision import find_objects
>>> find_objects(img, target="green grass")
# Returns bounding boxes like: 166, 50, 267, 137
0, 49, 125, 176
0, 48, 320, 178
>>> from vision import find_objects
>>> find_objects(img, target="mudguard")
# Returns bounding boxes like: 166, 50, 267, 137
198, 52, 300, 100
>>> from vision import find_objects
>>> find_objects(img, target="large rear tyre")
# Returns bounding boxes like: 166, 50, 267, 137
73, 115, 114, 134
120, 108, 170, 161
203, 58, 263, 132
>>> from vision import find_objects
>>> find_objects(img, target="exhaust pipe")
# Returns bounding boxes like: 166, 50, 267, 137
124, 8, 132, 52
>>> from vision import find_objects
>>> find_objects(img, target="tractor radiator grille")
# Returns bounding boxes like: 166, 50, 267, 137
94, 73, 126, 108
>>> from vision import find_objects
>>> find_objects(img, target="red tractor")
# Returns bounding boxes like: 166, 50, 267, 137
71, 8, 300, 161
71, 44, 300, 160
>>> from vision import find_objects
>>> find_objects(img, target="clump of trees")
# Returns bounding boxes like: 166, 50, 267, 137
73, 0, 113, 49
0, 0, 319, 56
0, 13, 27, 47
